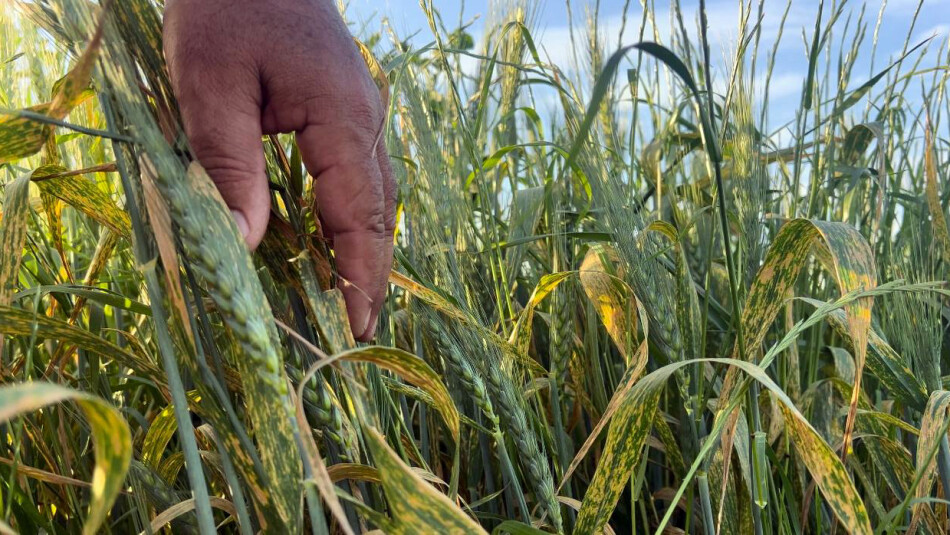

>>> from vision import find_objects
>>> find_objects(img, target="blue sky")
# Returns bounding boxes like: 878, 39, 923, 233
342, 0, 948, 135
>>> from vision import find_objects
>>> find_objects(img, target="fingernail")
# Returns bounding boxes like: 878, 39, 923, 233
362, 314, 378, 340
230, 210, 250, 241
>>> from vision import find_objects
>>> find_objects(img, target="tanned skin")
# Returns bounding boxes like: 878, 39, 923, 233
163, 0, 396, 341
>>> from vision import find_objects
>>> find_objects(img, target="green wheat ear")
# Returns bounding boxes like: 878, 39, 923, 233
165, 162, 304, 530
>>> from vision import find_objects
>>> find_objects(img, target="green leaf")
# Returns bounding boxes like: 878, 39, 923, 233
504, 185, 545, 285
0, 382, 132, 535
829, 39, 931, 120
13, 284, 151, 315
491, 520, 548, 535
561, 41, 706, 216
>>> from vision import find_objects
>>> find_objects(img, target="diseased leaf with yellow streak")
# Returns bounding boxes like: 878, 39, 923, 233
336, 346, 459, 442
41, 190, 70, 281
0, 174, 32, 306
573, 354, 666, 534
390, 270, 472, 325
563, 248, 650, 498
306, 287, 356, 354
291, 372, 355, 535
326, 462, 453, 488
327, 463, 383, 484
0, 106, 56, 165
141, 392, 202, 470
0, 382, 131, 535
0, 7, 105, 164
32, 164, 131, 236
718, 219, 877, 472
365, 427, 487, 534
149, 497, 237, 533
0, 304, 164, 385
737, 219, 876, 369
800, 297, 927, 411
576, 357, 873, 535
559, 337, 648, 495
909, 391, 950, 529
778, 399, 871, 534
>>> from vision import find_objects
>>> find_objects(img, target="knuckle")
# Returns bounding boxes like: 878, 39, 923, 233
325, 73, 383, 126
366, 209, 388, 235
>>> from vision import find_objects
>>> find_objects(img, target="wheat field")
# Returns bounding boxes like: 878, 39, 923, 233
0, 0, 949, 533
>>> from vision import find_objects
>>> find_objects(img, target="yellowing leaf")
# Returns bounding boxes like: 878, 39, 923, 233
355, 38, 389, 105
579, 245, 639, 361
508, 271, 572, 354
336, 346, 459, 442
0, 382, 131, 535
365, 427, 486, 534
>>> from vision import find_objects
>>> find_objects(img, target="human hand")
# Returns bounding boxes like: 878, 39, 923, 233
163, 0, 395, 341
